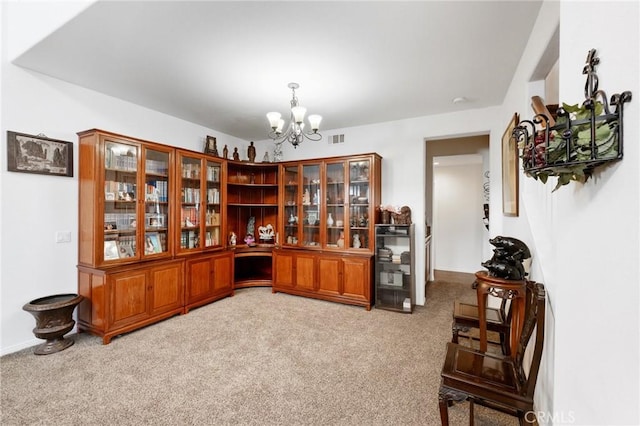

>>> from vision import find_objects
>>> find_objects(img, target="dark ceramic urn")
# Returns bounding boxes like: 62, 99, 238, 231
23, 293, 84, 355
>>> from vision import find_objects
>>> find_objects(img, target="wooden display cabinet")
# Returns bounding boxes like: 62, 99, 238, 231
279, 153, 381, 253
274, 153, 380, 309
226, 160, 279, 288
346, 156, 378, 251
324, 160, 347, 250
78, 129, 175, 268
78, 129, 183, 343
282, 165, 300, 246
280, 161, 323, 249
226, 160, 279, 245
176, 150, 224, 253
78, 129, 384, 336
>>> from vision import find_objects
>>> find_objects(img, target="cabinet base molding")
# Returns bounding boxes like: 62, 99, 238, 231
184, 291, 234, 314
78, 308, 184, 345
272, 287, 372, 311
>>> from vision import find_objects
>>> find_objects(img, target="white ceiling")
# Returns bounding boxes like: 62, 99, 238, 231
13, 1, 543, 142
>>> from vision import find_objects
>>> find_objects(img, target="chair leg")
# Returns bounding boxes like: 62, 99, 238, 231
438, 393, 450, 426
469, 399, 475, 426
452, 323, 460, 344
519, 409, 537, 425
439, 386, 468, 426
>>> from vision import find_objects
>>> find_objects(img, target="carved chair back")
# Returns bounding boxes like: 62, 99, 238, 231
514, 281, 546, 397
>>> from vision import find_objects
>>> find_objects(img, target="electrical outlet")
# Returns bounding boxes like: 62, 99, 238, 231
55, 231, 71, 243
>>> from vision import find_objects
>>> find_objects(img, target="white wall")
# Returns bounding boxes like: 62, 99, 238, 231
0, 2, 249, 354
497, 1, 639, 424
553, 2, 638, 424
0, 68, 248, 355
433, 158, 484, 273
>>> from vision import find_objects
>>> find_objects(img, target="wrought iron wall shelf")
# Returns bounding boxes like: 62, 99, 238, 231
513, 49, 632, 190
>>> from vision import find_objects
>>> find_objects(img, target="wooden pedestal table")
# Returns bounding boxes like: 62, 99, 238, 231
474, 271, 526, 355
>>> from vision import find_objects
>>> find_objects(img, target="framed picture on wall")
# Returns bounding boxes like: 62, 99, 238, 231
502, 113, 520, 217
6, 131, 73, 177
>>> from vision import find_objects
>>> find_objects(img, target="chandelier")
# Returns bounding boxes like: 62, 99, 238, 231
266, 82, 322, 148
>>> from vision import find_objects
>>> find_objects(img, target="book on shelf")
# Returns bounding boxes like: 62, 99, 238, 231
205, 228, 220, 246
146, 180, 168, 202
182, 162, 201, 179
181, 207, 199, 227
180, 231, 198, 249
105, 145, 137, 171
181, 187, 201, 203
207, 188, 220, 204
145, 158, 168, 175
207, 165, 220, 182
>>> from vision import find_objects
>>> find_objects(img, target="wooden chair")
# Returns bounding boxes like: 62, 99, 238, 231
451, 296, 511, 355
438, 281, 546, 425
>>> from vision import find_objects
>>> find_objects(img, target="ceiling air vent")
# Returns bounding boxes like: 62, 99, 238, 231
328, 134, 345, 144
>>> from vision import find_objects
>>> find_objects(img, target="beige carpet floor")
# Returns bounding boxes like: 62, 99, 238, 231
1, 280, 517, 425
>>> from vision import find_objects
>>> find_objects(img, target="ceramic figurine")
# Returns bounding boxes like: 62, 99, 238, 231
246, 216, 255, 238
302, 188, 310, 205
353, 234, 361, 249
233, 147, 240, 161
223, 144, 229, 159
229, 232, 237, 246
258, 224, 275, 241
392, 205, 412, 225
481, 236, 531, 280
248, 141, 256, 162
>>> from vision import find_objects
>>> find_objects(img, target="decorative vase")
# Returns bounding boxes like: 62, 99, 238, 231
327, 213, 334, 227
22, 293, 84, 355
337, 231, 345, 248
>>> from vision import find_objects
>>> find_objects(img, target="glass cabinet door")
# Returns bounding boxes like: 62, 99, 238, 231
283, 165, 300, 247
348, 159, 371, 249
103, 141, 138, 262
302, 163, 321, 247
179, 154, 201, 251
204, 159, 222, 248
325, 161, 346, 249
143, 147, 171, 258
